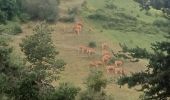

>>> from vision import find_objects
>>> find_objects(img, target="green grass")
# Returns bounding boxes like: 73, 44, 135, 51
8, 0, 169, 100
82, 0, 167, 50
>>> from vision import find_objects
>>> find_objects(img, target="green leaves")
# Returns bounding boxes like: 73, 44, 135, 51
86, 70, 107, 92
118, 34, 170, 99
20, 23, 57, 64
50, 83, 80, 100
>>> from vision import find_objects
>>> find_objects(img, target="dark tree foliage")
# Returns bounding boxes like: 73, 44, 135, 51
120, 43, 150, 59
79, 70, 114, 100
49, 83, 80, 100
0, 23, 67, 100
20, 23, 57, 64
20, 0, 60, 22
134, 0, 170, 16
118, 35, 170, 99
0, 35, 24, 99
88, 41, 97, 48
0, 0, 20, 23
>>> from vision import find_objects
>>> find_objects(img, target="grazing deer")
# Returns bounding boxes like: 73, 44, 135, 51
95, 60, 103, 66
89, 60, 103, 68
89, 61, 98, 68
102, 50, 111, 56
114, 67, 125, 76
115, 60, 123, 67
102, 54, 112, 64
77, 22, 83, 28
73, 26, 80, 35
106, 65, 115, 74
86, 48, 96, 55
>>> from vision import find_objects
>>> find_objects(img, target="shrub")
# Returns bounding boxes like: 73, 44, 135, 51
88, 41, 97, 48
0, 22, 22, 35
49, 83, 80, 100
115, 13, 137, 21
105, 3, 117, 9
68, 7, 79, 16
20, 23, 58, 64
153, 19, 170, 33
0, 0, 20, 23
21, 0, 60, 22
153, 19, 170, 27
120, 43, 150, 58
81, 1, 87, 8
79, 70, 114, 100
0, 10, 7, 24
88, 10, 111, 21
48, 59, 66, 70
136, 14, 140, 17
59, 15, 75, 23
19, 13, 30, 23
11, 23, 22, 34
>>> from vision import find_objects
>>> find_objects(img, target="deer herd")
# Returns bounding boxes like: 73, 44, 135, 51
72, 21, 126, 77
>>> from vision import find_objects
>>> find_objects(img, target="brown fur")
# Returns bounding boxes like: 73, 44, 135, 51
115, 60, 123, 67
106, 65, 116, 74
114, 67, 125, 76
73, 22, 83, 35
89, 61, 98, 67
86, 48, 96, 55
102, 55, 112, 64
102, 50, 111, 56
79, 45, 88, 54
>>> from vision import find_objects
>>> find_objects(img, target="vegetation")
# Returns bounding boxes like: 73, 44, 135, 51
118, 34, 170, 99
134, 0, 170, 17
88, 41, 97, 48
0, 0, 170, 100
0, 0, 60, 36
120, 43, 150, 59
20, 0, 60, 22
0, 22, 22, 35
50, 83, 80, 100
0, 0, 20, 23
79, 70, 114, 100
0, 23, 68, 100
86, 1, 161, 34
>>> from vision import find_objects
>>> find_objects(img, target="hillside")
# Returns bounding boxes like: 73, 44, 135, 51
2, 0, 169, 100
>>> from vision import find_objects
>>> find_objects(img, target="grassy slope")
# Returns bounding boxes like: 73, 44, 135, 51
9, 0, 168, 100
83, 0, 166, 50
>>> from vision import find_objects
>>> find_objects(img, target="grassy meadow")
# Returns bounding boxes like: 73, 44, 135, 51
7, 0, 169, 99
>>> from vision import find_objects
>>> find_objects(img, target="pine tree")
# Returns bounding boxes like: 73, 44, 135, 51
118, 34, 170, 99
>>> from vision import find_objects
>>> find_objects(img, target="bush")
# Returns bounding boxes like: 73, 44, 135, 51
0, 0, 20, 23
153, 19, 170, 33
120, 43, 150, 58
0, 10, 7, 24
50, 83, 80, 100
81, 1, 87, 8
88, 12, 111, 21
0, 22, 22, 35
105, 3, 117, 9
115, 13, 137, 21
59, 15, 75, 23
136, 14, 140, 17
153, 19, 170, 27
79, 90, 114, 100
79, 70, 114, 100
68, 7, 79, 16
19, 13, 30, 23
48, 59, 66, 70
88, 41, 97, 48
21, 0, 60, 22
